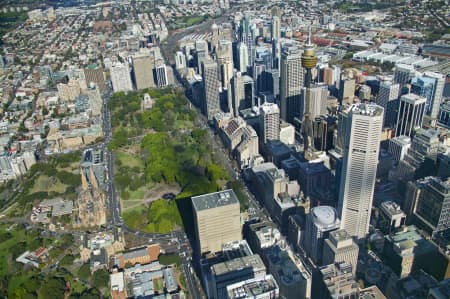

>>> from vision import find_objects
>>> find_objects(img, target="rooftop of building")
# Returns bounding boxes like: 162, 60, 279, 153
211, 254, 265, 277
401, 93, 427, 104
348, 102, 384, 117
311, 206, 340, 228
391, 135, 411, 145
386, 225, 437, 255
380, 201, 406, 217
227, 275, 279, 299
359, 285, 387, 299
191, 189, 239, 211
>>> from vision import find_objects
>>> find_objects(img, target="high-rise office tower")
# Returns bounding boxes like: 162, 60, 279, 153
132, 54, 156, 90
271, 16, 281, 41
303, 206, 341, 265
322, 229, 359, 275
322, 67, 334, 85
397, 128, 442, 182
217, 39, 234, 89
259, 102, 280, 144
411, 177, 450, 237
302, 84, 328, 120
301, 84, 328, 152
272, 40, 281, 70
338, 78, 355, 105
154, 63, 168, 87
201, 60, 222, 120
237, 42, 249, 73
84, 65, 106, 93
266, 68, 280, 101
280, 44, 304, 123
376, 81, 400, 127
394, 64, 415, 87
395, 93, 426, 137
388, 135, 411, 163
411, 72, 445, 119
337, 103, 383, 241
110, 63, 133, 93
253, 61, 266, 95
195, 39, 208, 73
175, 51, 187, 70
229, 71, 254, 116
301, 28, 318, 88
191, 190, 241, 256
240, 14, 254, 65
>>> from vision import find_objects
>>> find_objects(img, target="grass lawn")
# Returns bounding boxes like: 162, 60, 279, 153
115, 151, 144, 170
29, 175, 68, 194
174, 120, 194, 130
159, 254, 181, 267
128, 184, 150, 201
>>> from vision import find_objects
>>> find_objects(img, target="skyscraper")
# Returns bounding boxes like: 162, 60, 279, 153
395, 93, 426, 137
322, 229, 359, 275
376, 81, 400, 127
271, 16, 281, 41
338, 78, 355, 105
259, 102, 280, 144
411, 72, 445, 119
302, 84, 328, 120
110, 63, 133, 92
303, 206, 341, 265
394, 64, 415, 87
132, 54, 156, 90
174, 51, 187, 70
191, 190, 241, 256
414, 177, 450, 237
229, 71, 254, 116
217, 39, 234, 89
154, 63, 168, 87
201, 60, 222, 120
237, 42, 249, 73
337, 103, 384, 241
280, 44, 304, 123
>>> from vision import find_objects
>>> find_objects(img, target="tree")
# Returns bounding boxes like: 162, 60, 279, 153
77, 263, 91, 281
39, 276, 66, 299
92, 269, 109, 289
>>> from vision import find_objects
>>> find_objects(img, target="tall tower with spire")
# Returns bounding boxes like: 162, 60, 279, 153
301, 27, 318, 88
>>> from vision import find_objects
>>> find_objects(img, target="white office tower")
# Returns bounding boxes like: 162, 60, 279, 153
110, 63, 133, 92
376, 81, 399, 111
217, 40, 234, 89
393, 64, 415, 86
238, 43, 249, 73
259, 103, 280, 144
175, 51, 187, 70
337, 103, 383, 241
395, 93, 426, 137
271, 16, 281, 41
303, 206, 341, 265
280, 44, 304, 123
202, 60, 222, 120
